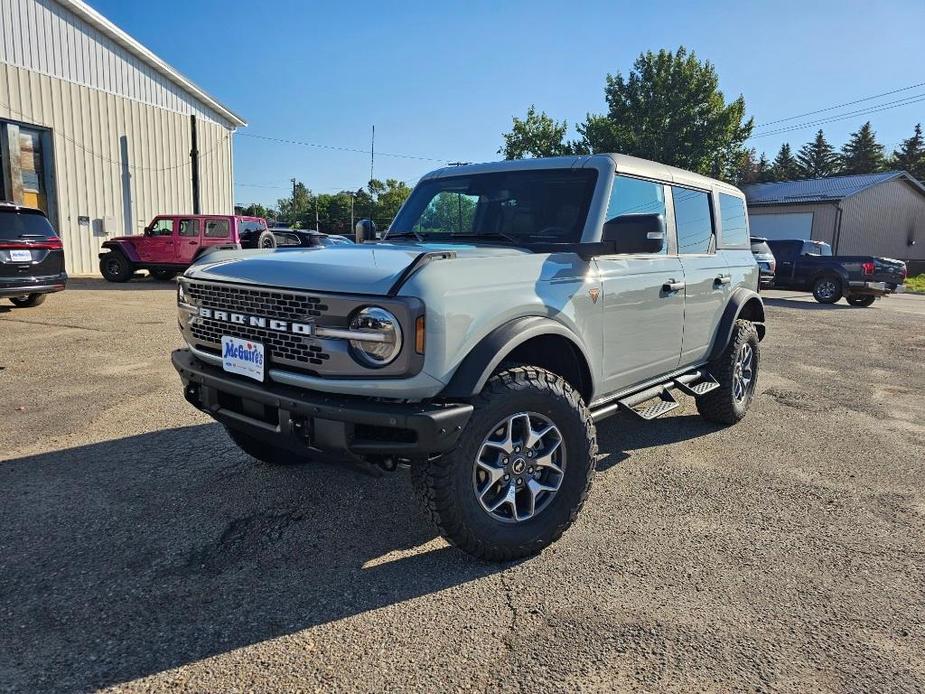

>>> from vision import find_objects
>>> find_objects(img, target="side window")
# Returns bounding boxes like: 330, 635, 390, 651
672, 187, 714, 254
718, 193, 749, 247
178, 219, 199, 237
204, 219, 230, 238
606, 175, 667, 254
149, 218, 174, 236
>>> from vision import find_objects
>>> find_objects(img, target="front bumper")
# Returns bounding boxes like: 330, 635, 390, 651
0, 273, 67, 298
172, 349, 473, 459
848, 280, 903, 296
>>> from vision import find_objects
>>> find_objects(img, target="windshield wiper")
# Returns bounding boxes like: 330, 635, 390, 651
385, 230, 425, 242
450, 231, 521, 245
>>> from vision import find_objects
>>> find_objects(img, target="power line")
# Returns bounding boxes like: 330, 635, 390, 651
754, 81, 925, 129
237, 131, 451, 162
749, 94, 925, 140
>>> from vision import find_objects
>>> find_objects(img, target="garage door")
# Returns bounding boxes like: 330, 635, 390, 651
749, 212, 813, 240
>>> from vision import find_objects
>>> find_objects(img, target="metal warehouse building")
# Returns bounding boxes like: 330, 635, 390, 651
0, 0, 245, 275
743, 172, 925, 273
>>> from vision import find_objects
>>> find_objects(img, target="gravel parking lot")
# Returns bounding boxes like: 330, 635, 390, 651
1, 281, 924, 692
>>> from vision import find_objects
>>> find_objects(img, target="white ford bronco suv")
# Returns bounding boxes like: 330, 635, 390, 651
172, 154, 765, 561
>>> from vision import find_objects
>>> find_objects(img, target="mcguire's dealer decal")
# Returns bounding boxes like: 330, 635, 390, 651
199, 307, 314, 335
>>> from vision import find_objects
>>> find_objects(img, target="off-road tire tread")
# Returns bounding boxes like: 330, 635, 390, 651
99, 251, 133, 283
413, 365, 597, 562
696, 319, 759, 425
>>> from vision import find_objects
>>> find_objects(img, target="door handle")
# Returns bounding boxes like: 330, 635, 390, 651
715, 274, 732, 286
188, 240, 198, 245
662, 279, 685, 293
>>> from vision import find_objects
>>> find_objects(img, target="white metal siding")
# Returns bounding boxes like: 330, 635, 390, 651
747, 203, 839, 245
0, 61, 234, 274
0, 0, 235, 128
838, 179, 925, 261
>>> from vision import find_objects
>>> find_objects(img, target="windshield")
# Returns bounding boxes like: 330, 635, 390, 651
0, 209, 56, 240
388, 169, 598, 245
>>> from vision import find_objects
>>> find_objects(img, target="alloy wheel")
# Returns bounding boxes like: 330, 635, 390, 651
733, 343, 754, 402
473, 411, 565, 523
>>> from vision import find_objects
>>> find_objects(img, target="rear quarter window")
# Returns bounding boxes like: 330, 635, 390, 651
204, 219, 230, 238
718, 193, 749, 248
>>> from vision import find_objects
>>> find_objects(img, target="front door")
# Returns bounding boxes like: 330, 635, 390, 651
175, 218, 201, 263
140, 217, 176, 263
672, 186, 731, 366
596, 175, 684, 394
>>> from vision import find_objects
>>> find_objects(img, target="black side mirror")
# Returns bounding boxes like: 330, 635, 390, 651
600, 213, 665, 254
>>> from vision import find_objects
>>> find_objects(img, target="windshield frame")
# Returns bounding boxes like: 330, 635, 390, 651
386, 168, 599, 249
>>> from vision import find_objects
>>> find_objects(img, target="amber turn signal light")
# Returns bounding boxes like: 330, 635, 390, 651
415, 315, 425, 354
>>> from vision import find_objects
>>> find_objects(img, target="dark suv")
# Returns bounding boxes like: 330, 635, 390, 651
0, 203, 66, 308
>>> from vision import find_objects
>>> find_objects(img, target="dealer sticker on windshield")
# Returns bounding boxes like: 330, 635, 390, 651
221, 336, 265, 382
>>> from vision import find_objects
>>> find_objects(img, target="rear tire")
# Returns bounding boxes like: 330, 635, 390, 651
697, 319, 759, 425
414, 365, 597, 562
812, 275, 842, 304
9, 293, 46, 308
225, 426, 311, 466
846, 294, 876, 307
99, 251, 133, 282
150, 268, 178, 281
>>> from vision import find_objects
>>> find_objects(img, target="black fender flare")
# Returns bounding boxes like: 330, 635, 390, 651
99, 240, 139, 263
441, 316, 594, 398
708, 288, 766, 361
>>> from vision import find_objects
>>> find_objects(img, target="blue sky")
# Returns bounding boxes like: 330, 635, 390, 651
89, 0, 925, 207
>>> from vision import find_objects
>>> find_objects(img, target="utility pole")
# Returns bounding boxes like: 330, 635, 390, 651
190, 115, 201, 214
315, 197, 320, 231
370, 125, 375, 184
350, 192, 355, 232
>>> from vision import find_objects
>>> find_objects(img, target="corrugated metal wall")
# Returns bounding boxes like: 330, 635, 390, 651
0, 0, 234, 128
838, 179, 925, 261
1, 62, 234, 274
746, 203, 839, 244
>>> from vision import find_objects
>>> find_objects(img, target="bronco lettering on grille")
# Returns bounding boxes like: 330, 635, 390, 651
199, 307, 315, 335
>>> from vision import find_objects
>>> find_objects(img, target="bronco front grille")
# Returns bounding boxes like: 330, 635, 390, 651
190, 319, 331, 367
185, 281, 330, 323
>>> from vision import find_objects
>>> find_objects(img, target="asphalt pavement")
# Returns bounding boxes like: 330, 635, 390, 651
1, 279, 923, 692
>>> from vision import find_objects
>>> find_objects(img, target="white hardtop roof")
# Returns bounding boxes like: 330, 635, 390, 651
57, 0, 246, 128
421, 154, 742, 195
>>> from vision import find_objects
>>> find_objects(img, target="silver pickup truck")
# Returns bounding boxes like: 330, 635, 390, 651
172, 154, 765, 561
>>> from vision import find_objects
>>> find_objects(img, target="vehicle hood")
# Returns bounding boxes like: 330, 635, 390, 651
184, 242, 531, 295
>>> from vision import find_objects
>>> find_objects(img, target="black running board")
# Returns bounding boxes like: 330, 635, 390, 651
589, 370, 718, 422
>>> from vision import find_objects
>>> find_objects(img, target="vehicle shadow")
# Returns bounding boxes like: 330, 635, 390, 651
0, 424, 503, 692
594, 411, 722, 470
762, 295, 854, 310
65, 276, 177, 291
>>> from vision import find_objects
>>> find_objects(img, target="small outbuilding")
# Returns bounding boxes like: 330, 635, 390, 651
0, 0, 246, 275
742, 171, 925, 274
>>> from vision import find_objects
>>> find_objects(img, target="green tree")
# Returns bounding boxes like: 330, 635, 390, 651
755, 153, 773, 182
797, 130, 840, 178
840, 121, 885, 174
892, 123, 925, 181
731, 148, 761, 185
770, 143, 801, 181
238, 202, 276, 219
574, 47, 753, 179
375, 178, 413, 223
276, 182, 312, 226
499, 106, 573, 159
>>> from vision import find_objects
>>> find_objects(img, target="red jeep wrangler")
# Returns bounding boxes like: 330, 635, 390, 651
98, 215, 267, 282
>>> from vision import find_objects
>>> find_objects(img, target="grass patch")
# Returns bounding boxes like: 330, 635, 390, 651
905, 274, 925, 294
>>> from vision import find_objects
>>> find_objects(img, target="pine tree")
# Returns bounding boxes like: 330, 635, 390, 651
892, 123, 925, 181
771, 143, 801, 180
797, 130, 839, 178
755, 153, 773, 182
841, 121, 885, 174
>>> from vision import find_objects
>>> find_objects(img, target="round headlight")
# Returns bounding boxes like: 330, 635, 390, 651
349, 306, 402, 367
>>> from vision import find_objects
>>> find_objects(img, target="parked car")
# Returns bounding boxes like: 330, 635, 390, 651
750, 236, 776, 289
256, 228, 355, 249
172, 154, 766, 561
766, 239, 906, 306
0, 203, 66, 307
98, 215, 268, 282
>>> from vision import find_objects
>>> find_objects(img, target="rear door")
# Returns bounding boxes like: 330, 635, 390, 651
174, 218, 201, 264
596, 175, 684, 393
673, 186, 730, 366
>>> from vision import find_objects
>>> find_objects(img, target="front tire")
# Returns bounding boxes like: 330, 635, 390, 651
813, 275, 842, 304
150, 268, 177, 281
9, 293, 46, 308
225, 426, 311, 466
415, 366, 597, 562
697, 319, 759, 425
846, 294, 876, 307
99, 251, 133, 282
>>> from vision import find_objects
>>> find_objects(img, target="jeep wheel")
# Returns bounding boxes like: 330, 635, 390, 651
224, 426, 311, 465
414, 366, 597, 561
9, 293, 46, 308
99, 251, 133, 282
697, 319, 759, 425
846, 294, 876, 307
812, 275, 842, 304
150, 269, 178, 281
258, 230, 278, 249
